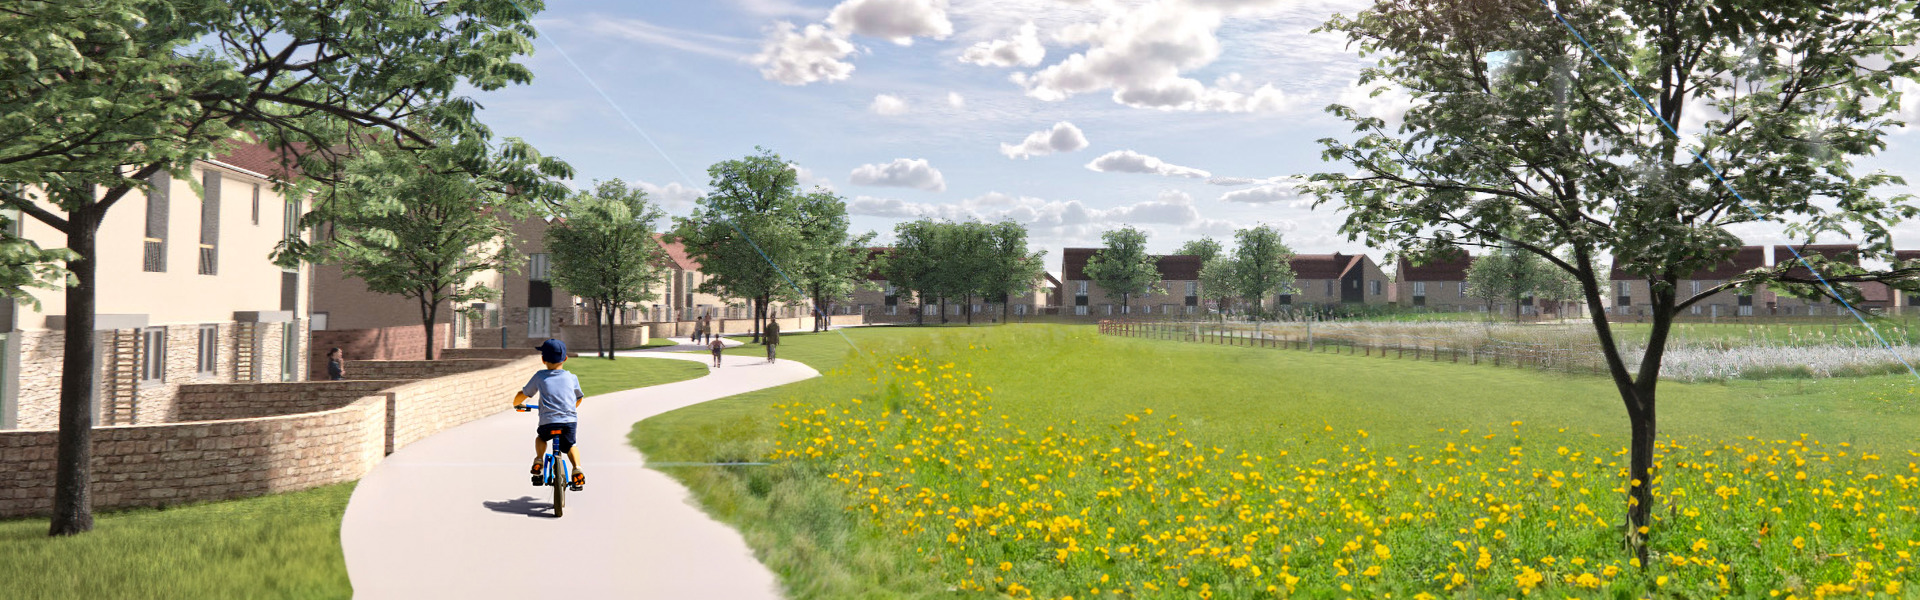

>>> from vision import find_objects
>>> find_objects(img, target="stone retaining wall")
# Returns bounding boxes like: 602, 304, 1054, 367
0, 355, 543, 518
560, 324, 649, 351
439, 348, 539, 360
342, 358, 504, 381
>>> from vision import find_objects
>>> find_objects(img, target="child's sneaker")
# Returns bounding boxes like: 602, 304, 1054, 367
570, 471, 586, 490
531, 474, 543, 487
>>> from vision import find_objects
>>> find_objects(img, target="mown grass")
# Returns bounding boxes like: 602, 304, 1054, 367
565, 354, 710, 397
0, 483, 356, 599
0, 355, 712, 599
635, 323, 1920, 599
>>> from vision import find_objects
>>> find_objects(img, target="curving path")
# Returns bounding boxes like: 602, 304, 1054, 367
341, 339, 816, 599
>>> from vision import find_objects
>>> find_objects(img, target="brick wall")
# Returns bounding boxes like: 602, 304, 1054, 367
439, 348, 539, 360
0, 354, 541, 518
0, 395, 386, 518
174, 381, 396, 421
342, 359, 504, 381
310, 323, 452, 380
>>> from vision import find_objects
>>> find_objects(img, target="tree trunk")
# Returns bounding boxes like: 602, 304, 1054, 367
421, 297, 440, 361
915, 291, 924, 326
965, 295, 973, 325
51, 209, 99, 536
605, 302, 617, 360
939, 297, 948, 324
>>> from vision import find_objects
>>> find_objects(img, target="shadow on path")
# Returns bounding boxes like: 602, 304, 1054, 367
482, 496, 555, 518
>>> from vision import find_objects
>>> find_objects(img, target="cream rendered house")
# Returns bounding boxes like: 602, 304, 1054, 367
2, 141, 312, 430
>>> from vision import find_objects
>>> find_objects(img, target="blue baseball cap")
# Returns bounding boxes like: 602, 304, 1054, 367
535, 338, 568, 363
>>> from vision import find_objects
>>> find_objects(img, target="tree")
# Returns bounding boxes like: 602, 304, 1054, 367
791, 190, 876, 333
0, 0, 554, 536
1082, 226, 1160, 315
295, 130, 557, 360
1175, 237, 1224, 264
673, 149, 808, 344
981, 221, 1046, 323
1197, 257, 1239, 319
548, 180, 667, 359
1311, 0, 1920, 561
1228, 225, 1296, 319
884, 220, 942, 326
1463, 246, 1554, 322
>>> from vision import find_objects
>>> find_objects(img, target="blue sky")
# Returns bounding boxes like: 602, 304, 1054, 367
465, 0, 1920, 271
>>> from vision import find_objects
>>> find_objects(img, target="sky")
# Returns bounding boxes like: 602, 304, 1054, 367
464, 0, 1920, 274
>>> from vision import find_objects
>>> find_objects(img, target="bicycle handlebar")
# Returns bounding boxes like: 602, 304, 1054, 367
515, 403, 538, 412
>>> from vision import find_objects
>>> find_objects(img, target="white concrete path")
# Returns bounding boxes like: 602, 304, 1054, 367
341, 346, 816, 599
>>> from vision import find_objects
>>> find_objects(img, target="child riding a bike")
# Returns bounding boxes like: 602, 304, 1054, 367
513, 339, 587, 487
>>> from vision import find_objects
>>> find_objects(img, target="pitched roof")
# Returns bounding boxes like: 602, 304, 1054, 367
1397, 249, 1473, 282
209, 136, 303, 181
1896, 250, 1920, 263
1062, 247, 1203, 281
864, 247, 890, 281
1774, 244, 1860, 279
652, 234, 701, 271
1860, 281, 1894, 303
1611, 245, 1766, 280
1290, 253, 1349, 279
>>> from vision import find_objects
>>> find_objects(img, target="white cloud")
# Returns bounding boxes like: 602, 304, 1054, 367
1207, 176, 1261, 186
752, 22, 856, 85
790, 165, 834, 191
637, 180, 704, 210
1219, 178, 1310, 207
827, 0, 954, 45
1085, 150, 1210, 178
729, 0, 823, 19
870, 93, 909, 115
1007, 2, 1297, 113
960, 22, 1046, 67
947, 91, 966, 108
850, 158, 948, 192
999, 121, 1089, 159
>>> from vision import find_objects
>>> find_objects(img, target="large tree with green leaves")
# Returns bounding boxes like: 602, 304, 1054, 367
287, 129, 563, 360
1175, 237, 1224, 264
981, 221, 1046, 323
673, 149, 808, 343
1311, 0, 1920, 561
1228, 225, 1296, 319
1197, 257, 1239, 319
547, 180, 667, 359
1082, 226, 1160, 315
791, 190, 876, 332
883, 220, 942, 326
0, 0, 556, 536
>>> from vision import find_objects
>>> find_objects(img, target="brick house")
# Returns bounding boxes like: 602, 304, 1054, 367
2, 139, 313, 430
1392, 251, 1476, 311
1769, 244, 1864, 315
1898, 250, 1920, 312
1276, 253, 1390, 309
1061, 248, 1204, 317
648, 234, 738, 321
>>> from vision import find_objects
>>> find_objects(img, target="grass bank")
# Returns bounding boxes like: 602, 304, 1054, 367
0, 354, 710, 599
0, 483, 356, 599
636, 323, 1920, 599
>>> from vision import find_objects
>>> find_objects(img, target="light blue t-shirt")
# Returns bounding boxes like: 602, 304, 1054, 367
522, 369, 584, 425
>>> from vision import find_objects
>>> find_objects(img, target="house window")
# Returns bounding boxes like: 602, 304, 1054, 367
1103, 305, 1113, 315
1016, 304, 1028, 316
1074, 305, 1087, 316
1278, 294, 1292, 306
1184, 305, 1194, 315
1075, 281, 1088, 296
528, 307, 552, 338
251, 183, 260, 225
1617, 281, 1632, 307
197, 325, 217, 376
950, 304, 961, 315
141, 327, 167, 383
1690, 280, 1701, 296
1690, 305, 1701, 315
529, 253, 550, 281
145, 172, 169, 272
1185, 281, 1197, 296
1412, 281, 1427, 302
1370, 280, 1383, 295
311, 312, 329, 331
281, 321, 298, 382
199, 171, 220, 275
886, 304, 897, 316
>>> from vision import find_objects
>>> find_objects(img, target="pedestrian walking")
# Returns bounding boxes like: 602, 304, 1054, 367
763, 319, 780, 364
709, 335, 725, 367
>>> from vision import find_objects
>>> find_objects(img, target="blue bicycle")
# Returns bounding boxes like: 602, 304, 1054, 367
516, 403, 582, 517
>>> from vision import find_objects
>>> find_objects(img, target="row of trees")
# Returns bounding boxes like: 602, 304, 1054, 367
883, 219, 1046, 324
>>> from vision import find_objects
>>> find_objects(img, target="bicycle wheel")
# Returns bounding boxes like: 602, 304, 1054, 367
552, 461, 566, 517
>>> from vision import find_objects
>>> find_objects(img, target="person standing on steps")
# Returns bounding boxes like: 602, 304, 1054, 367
763, 319, 780, 364
327, 347, 346, 380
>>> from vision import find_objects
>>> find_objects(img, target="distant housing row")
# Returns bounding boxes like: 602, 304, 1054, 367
1, 136, 1913, 432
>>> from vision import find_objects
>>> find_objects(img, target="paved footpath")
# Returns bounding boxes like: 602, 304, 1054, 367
341, 339, 815, 599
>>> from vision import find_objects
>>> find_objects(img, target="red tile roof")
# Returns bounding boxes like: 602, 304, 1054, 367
652, 234, 701, 271
1290, 253, 1350, 279
1397, 249, 1473, 281
1896, 250, 1920, 263
208, 135, 303, 181
1611, 245, 1766, 281
1774, 244, 1860, 279
1062, 248, 1203, 281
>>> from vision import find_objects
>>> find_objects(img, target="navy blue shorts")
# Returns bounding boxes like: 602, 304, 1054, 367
536, 423, 577, 453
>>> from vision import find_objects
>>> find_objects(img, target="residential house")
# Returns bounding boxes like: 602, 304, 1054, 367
1393, 251, 1476, 312
1899, 250, 1920, 313
1770, 244, 1862, 316
649, 234, 736, 322
2, 140, 313, 430
1610, 246, 1767, 318
1060, 248, 1204, 317
1276, 253, 1390, 309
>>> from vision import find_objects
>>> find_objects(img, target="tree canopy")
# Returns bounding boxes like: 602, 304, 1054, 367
548, 180, 668, 359
1311, 0, 1920, 560
1227, 225, 1296, 318
1082, 226, 1160, 314
673, 148, 809, 342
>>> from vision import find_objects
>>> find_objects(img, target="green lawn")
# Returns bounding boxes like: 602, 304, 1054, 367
635, 323, 1920, 599
565, 353, 710, 397
0, 355, 712, 599
0, 483, 356, 599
